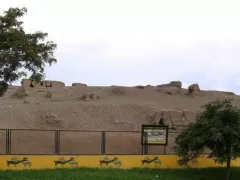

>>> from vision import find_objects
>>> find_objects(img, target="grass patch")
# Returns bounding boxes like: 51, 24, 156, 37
0, 167, 240, 180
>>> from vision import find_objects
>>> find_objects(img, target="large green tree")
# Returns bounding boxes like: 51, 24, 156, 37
174, 99, 240, 180
0, 7, 57, 96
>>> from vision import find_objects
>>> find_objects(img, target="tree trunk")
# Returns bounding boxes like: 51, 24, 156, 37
225, 142, 231, 180
226, 155, 231, 180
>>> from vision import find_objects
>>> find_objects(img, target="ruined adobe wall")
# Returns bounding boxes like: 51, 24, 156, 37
21, 79, 65, 88
146, 109, 196, 130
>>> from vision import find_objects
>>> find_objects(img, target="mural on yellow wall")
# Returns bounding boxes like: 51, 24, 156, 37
141, 156, 161, 167
191, 159, 198, 165
1, 155, 240, 170
6, 157, 32, 168
54, 157, 77, 167
99, 157, 122, 167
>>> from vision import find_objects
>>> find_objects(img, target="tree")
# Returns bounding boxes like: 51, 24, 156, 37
174, 99, 240, 180
0, 7, 57, 96
29, 72, 45, 84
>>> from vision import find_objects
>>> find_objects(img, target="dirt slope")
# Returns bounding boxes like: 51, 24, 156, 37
0, 81, 239, 154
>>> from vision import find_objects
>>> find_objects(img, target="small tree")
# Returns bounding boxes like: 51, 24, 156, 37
174, 99, 240, 180
0, 7, 57, 96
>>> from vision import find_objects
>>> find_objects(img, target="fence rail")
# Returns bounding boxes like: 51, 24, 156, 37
0, 129, 181, 155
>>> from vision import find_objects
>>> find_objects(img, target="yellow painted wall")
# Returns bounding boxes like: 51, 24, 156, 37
0, 155, 240, 170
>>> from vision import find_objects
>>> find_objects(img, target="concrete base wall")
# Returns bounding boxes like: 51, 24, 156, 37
1, 155, 240, 170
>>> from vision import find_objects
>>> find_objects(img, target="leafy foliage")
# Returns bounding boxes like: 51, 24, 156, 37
174, 99, 240, 167
0, 7, 57, 96
0, 81, 8, 97
29, 72, 45, 83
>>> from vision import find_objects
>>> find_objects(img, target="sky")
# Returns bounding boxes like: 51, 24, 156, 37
1, 0, 240, 93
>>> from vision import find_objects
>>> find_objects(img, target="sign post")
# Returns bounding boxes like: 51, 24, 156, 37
141, 125, 169, 146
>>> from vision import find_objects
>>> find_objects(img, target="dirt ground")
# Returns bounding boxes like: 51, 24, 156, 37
0, 81, 239, 155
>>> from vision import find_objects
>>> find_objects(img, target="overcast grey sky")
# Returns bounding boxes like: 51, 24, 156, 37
1, 0, 240, 93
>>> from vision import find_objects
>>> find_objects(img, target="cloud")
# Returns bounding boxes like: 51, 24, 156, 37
1, 0, 240, 93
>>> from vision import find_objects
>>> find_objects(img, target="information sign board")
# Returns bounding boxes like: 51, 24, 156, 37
141, 125, 168, 145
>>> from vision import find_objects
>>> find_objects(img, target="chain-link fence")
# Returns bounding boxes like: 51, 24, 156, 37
10, 129, 55, 154
0, 129, 182, 155
105, 131, 142, 154
59, 130, 102, 155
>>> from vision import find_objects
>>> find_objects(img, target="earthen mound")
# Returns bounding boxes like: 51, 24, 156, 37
11, 87, 28, 99
72, 83, 87, 87
188, 84, 200, 93
40, 112, 64, 129
157, 80, 182, 89
169, 81, 182, 88
111, 86, 125, 95
81, 93, 100, 101
224, 91, 235, 96
156, 87, 181, 95
46, 86, 88, 100
23, 100, 29, 104
135, 85, 145, 89
0, 79, 239, 155
45, 91, 52, 98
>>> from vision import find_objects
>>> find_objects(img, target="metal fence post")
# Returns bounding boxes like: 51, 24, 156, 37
144, 132, 148, 154
6, 129, 8, 154
55, 130, 60, 155
5, 129, 11, 155
144, 145, 148, 154
9, 129, 11, 154
58, 130, 61, 154
101, 131, 106, 155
